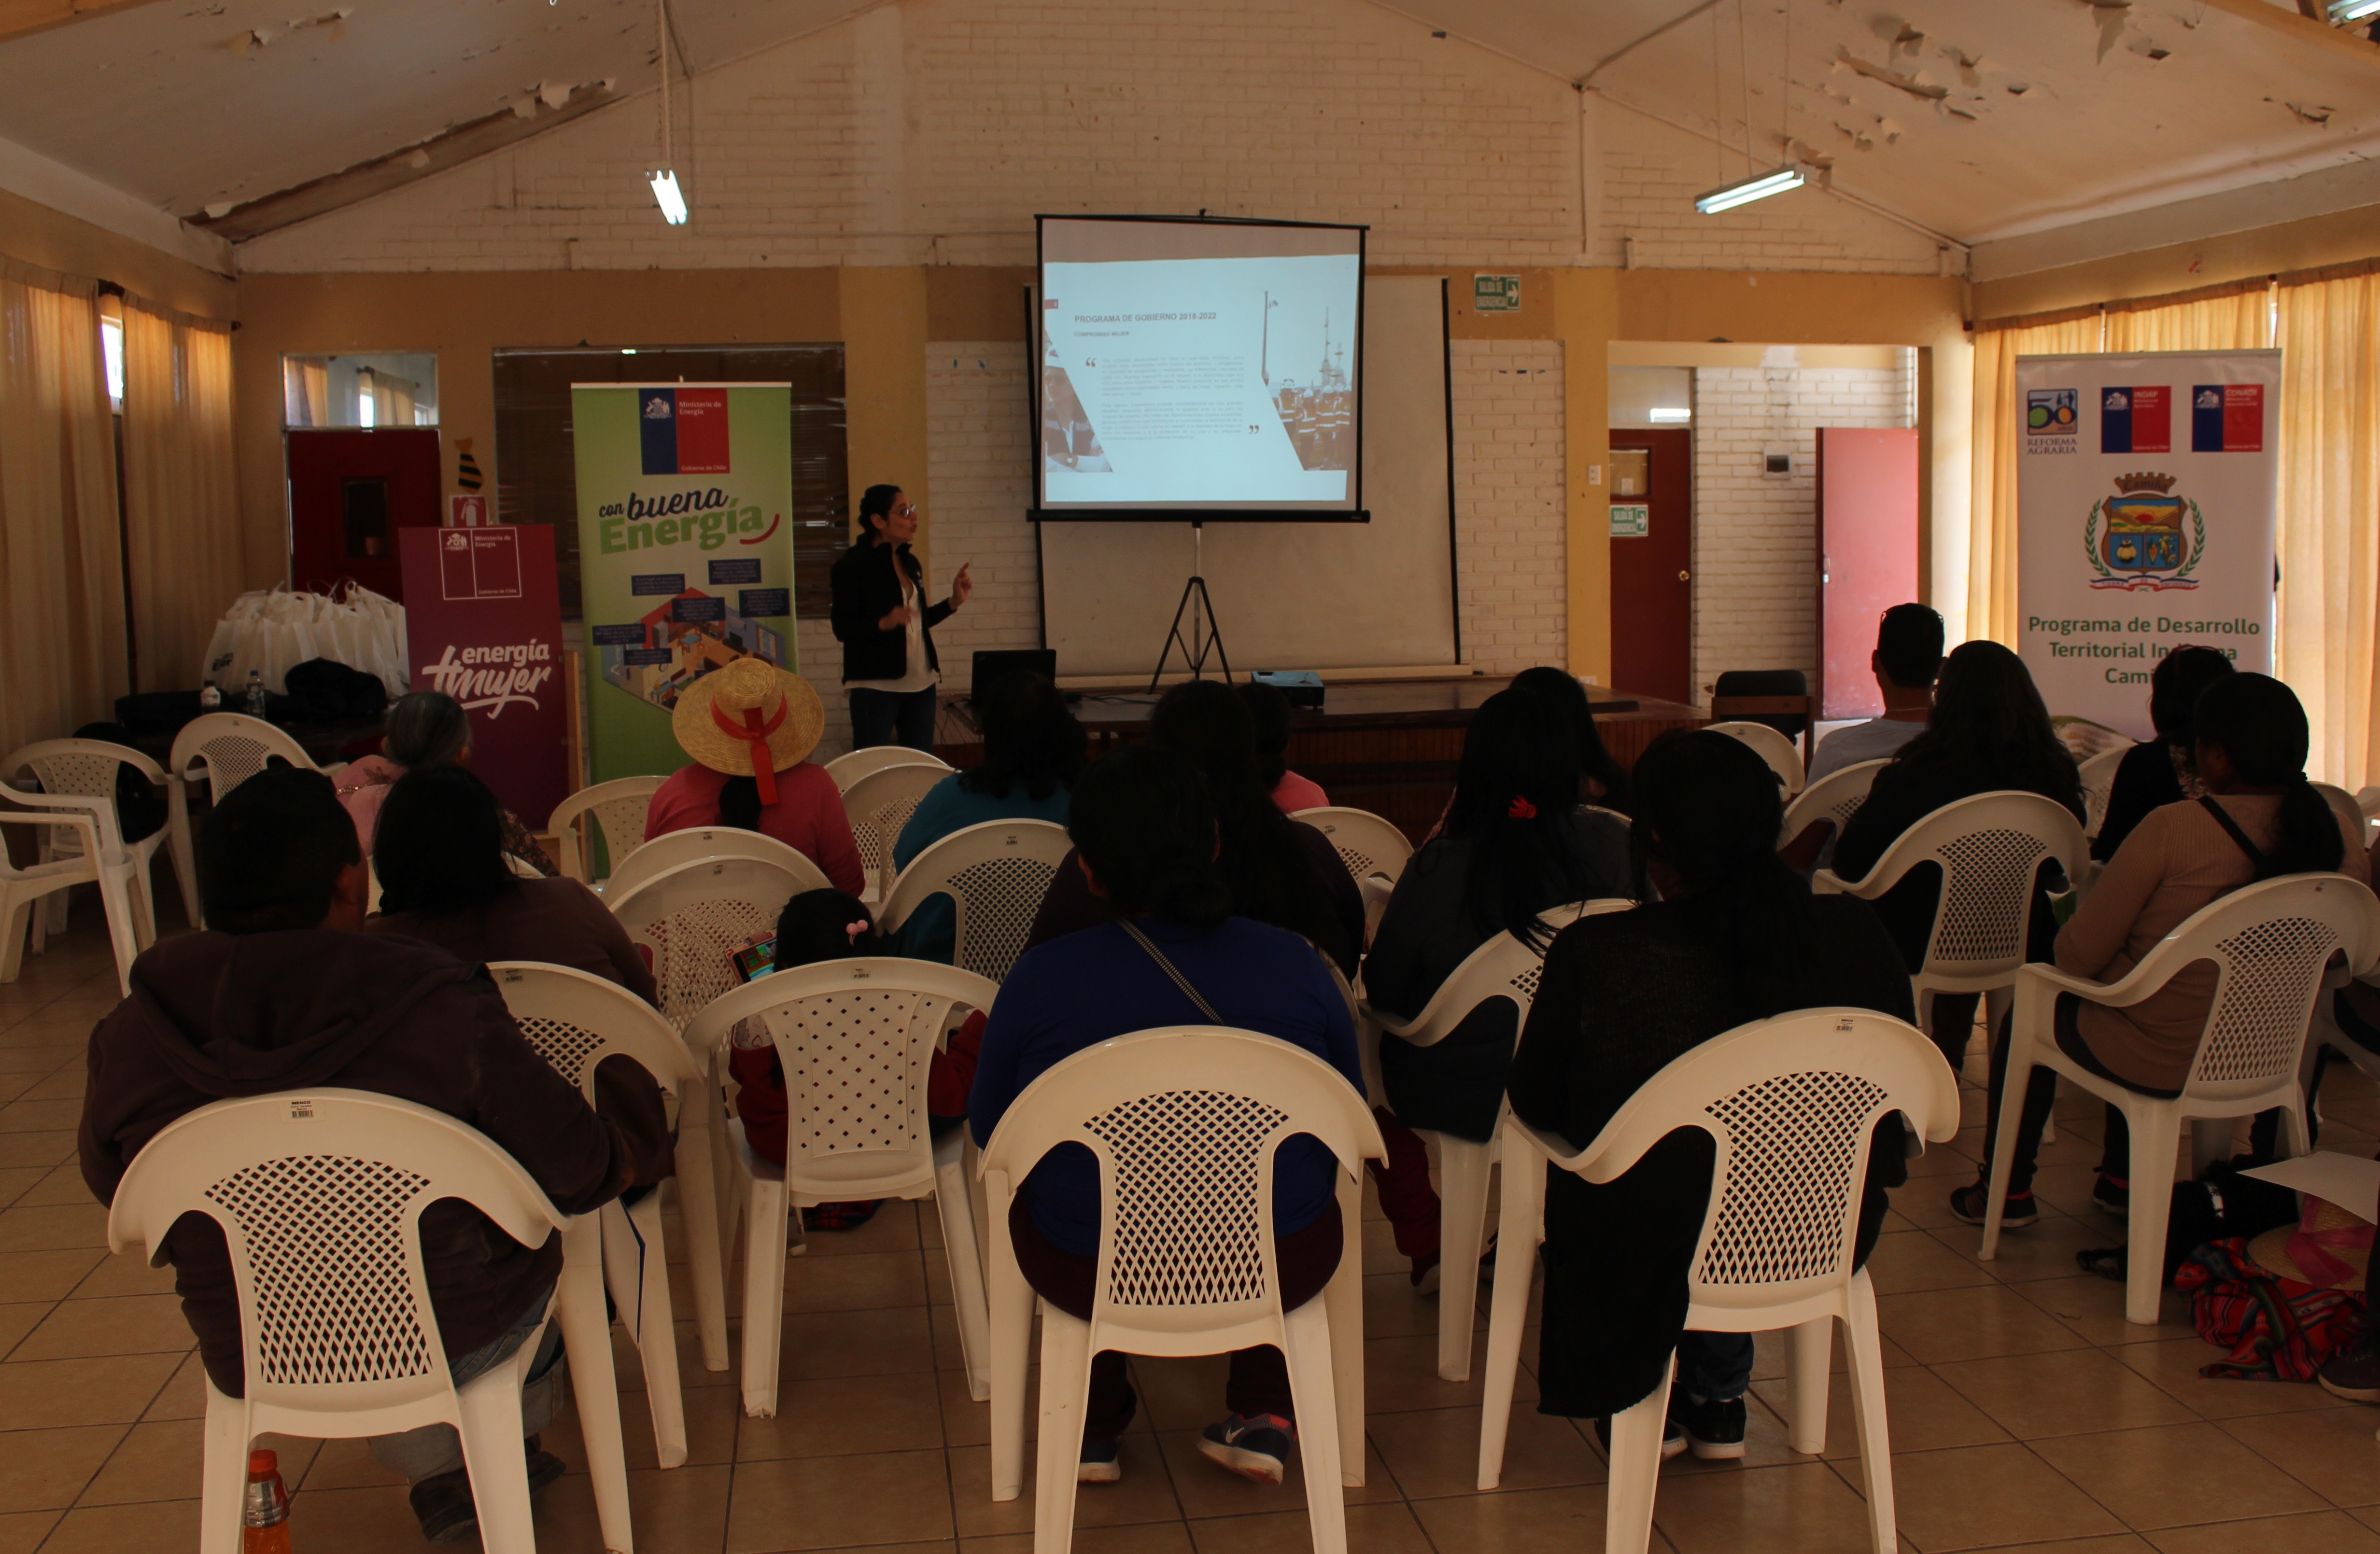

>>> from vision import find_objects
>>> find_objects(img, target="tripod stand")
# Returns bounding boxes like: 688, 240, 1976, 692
1149, 520, 1232, 691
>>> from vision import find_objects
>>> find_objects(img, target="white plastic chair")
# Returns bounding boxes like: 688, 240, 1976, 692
842, 763, 955, 903
4, 739, 175, 945
1361, 899, 1634, 1380
1477, 1009, 1959, 1554
978, 1026, 1385, 1554
167, 714, 323, 930
684, 958, 1000, 1416
1778, 758, 1887, 857
491, 962, 732, 1438
1815, 790, 2090, 1052
2078, 745, 2130, 842
822, 745, 950, 793
1706, 721, 1806, 798
1982, 873, 2380, 1324
877, 819, 1073, 983
0, 805, 141, 995
106, 1088, 637, 1554
547, 775, 665, 888
603, 826, 832, 905
1294, 806, 1415, 939
2314, 784, 2366, 855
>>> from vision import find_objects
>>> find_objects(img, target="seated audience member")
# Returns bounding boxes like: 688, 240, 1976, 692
78, 768, 631, 1546
2093, 645, 2237, 860
366, 764, 675, 1196
1510, 665, 1634, 812
1237, 679, 1329, 813
1507, 730, 1912, 1459
972, 745, 1365, 1486
1024, 679, 1363, 979
336, 689, 555, 875
1364, 688, 1635, 1288
1833, 640, 2086, 1067
891, 671, 1084, 962
1957, 673, 2368, 1227
1807, 603, 1943, 782
645, 657, 865, 896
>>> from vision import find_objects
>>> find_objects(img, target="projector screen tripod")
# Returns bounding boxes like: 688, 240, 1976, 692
1150, 521, 1232, 692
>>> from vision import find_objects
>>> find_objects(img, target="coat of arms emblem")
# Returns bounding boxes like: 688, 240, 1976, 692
2084, 472, 2203, 591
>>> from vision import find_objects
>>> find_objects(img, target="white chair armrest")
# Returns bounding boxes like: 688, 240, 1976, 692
2015, 956, 2171, 1013
1507, 1113, 1589, 1174
1809, 868, 1860, 898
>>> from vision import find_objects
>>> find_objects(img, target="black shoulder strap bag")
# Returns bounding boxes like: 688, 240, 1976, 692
2197, 796, 2271, 881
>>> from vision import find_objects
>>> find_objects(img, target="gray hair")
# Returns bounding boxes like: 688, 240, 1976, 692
384, 690, 470, 769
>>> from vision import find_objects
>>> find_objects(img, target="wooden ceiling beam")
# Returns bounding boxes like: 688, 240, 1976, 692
0, 0, 169, 44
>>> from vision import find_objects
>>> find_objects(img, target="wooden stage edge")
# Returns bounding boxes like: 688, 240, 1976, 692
934, 672, 1707, 845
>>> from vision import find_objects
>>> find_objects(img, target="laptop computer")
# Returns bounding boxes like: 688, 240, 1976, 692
970, 648, 1058, 704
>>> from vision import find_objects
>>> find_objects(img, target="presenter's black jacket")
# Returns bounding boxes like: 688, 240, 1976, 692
830, 537, 953, 683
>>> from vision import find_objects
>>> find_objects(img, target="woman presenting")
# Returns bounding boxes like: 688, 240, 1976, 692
829, 483, 972, 751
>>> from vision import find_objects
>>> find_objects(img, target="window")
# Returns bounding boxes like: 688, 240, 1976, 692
282, 352, 439, 427
492, 344, 848, 621
99, 314, 124, 412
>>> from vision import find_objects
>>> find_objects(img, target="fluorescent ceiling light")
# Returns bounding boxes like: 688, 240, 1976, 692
648, 169, 688, 225
1694, 164, 1806, 215
1648, 407, 1691, 423
2332, 0, 2380, 20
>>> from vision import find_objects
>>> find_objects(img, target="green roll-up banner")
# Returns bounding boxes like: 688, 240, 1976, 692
572, 381, 797, 781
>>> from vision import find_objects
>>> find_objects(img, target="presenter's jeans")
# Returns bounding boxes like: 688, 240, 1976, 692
849, 686, 938, 752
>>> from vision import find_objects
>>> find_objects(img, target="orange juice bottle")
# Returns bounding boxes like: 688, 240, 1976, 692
241, 1448, 292, 1554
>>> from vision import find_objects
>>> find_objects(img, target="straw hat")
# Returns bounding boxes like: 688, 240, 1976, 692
671, 656, 824, 783
2246, 1196, 2372, 1292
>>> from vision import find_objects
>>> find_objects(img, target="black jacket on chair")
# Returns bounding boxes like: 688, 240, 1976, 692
829, 538, 952, 684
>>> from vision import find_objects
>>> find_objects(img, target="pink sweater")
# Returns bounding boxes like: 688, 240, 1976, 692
644, 760, 866, 898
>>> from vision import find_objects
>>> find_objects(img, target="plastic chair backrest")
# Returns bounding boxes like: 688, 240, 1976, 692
546, 776, 664, 885
978, 1027, 1382, 1329
489, 962, 701, 1103
842, 763, 956, 891
1564, 1010, 1956, 1314
685, 958, 998, 1194
1371, 900, 1631, 1046
1290, 806, 1414, 887
2078, 746, 2130, 838
1778, 759, 1887, 848
105, 1089, 562, 1419
2312, 784, 2365, 854
168, 714, 318, 803
878, 819, 1074, 982
1817, 790, 2088, 982
1706, 722, 1806, 797
4, 738, 166, 812
823, 746, 951, 794
604, 826, 832, 903
609, 855, 815, 1028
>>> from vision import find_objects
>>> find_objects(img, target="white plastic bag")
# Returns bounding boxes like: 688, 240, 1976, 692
199, 586, 409, 698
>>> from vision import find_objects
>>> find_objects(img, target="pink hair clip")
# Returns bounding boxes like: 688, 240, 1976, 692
845, 919, 871, 943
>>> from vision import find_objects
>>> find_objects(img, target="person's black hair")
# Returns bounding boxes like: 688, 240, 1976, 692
2193, 672, 2343, 877
1891, 641, 2085, 819
774, 888, 886, 966
1874, 604, 1945, 691
1631, 729, 1825, 1015
858, 483, 902, 542
959, 671, 1085, 802
2149, 645, 2237, 749
718, 775, 763, 831
1066, 744, 1231, 926
197, 766, 360, 933
1509, 665, 1632, 814
373, 765, 517, 916
1235, 681, 1295, 790
1147, 679, 1338, 945
1439, 687, 1607, 950
384, 690, 470, 769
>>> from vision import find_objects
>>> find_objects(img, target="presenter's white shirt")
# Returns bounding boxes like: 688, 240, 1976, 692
846, 563, 941, 696
1808, 716, 1924, 782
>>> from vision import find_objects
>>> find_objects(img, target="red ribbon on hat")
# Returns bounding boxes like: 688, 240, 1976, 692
712, 696, 789, 804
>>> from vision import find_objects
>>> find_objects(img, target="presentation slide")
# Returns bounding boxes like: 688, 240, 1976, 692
1037, 216, 1365, 516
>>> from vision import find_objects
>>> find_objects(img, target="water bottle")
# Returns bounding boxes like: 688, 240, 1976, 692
241, 1448, 292, 1554
244, 669, 267, 720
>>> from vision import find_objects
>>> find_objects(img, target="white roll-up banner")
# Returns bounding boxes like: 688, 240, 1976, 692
2014, 350, 2279, 740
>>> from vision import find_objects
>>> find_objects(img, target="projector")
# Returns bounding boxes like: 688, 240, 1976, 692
1250, 670, 1324, 709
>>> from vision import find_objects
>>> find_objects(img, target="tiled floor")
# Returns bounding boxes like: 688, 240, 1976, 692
3, 902, 2377, 1553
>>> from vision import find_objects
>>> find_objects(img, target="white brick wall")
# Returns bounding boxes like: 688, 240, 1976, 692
924, 343, 1042, 663
1690, 360, 1915, 703
1451, 341, 1565, 675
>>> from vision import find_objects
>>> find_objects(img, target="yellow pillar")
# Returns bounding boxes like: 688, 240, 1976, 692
1554, 269, 1619, 685
838, 266, 934, 574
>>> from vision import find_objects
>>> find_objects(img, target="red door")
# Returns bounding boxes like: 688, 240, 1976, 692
1607, 429, 1692, 704
287, 428, 442, 601
1817, 428, 1920, 719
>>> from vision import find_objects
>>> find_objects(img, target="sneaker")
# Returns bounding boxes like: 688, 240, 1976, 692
1410, 1254, 1441, 1297
1949, 1180, 2038, 1229
1669, 1392, 1748, 1460
408, 1443, 569, 1546
1197, 1412, 1295, 1484
1591, 1412, 1689, 1461
1078, 1437, 1122, 1484
2319, 1333, 2380, 1403
2092, 1175, 2131, 1218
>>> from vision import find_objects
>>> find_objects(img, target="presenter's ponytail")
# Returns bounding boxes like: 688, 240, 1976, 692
2193, 673, 2343, 877
858, 484, 901, 543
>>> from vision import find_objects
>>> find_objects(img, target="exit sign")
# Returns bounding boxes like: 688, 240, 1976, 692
1609, 503, 1649, 538
1473, 274, 1521, 312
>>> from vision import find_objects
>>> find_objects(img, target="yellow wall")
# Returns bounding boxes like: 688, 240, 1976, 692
0, 186, 236, 319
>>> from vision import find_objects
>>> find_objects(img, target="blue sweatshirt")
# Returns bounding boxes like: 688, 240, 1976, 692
969, 915, 1365, 1257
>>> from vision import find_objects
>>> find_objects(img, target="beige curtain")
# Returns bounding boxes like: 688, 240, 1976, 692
0, 261, 126, 755
123, 299, 244, 693
2273, 272, 2380, 788
2106, 287, 2272, 353
1966, 312, 2104, 645
284, 359, 328, 427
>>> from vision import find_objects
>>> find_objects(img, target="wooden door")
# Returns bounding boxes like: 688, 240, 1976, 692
1607, 428, 1692, 704
286, 428, 442, 601
1816, 427, 1919, 719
